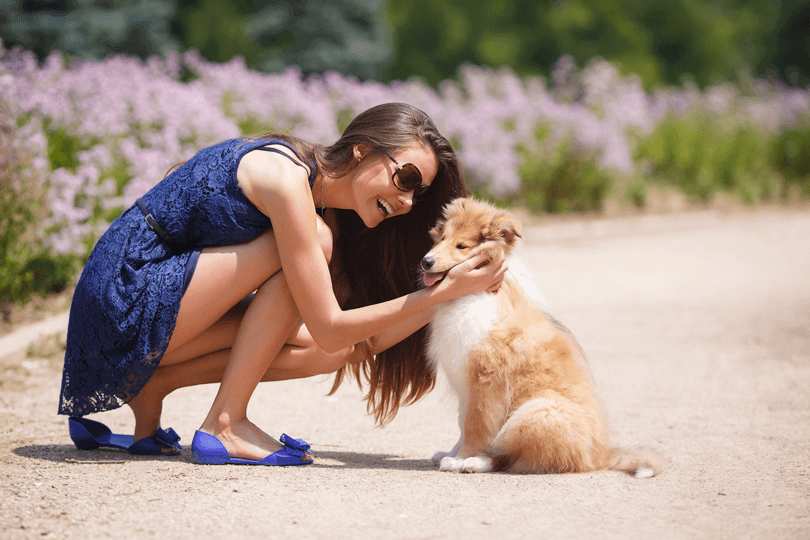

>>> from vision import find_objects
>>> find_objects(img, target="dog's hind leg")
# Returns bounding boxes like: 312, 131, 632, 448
489, 390, 611, 473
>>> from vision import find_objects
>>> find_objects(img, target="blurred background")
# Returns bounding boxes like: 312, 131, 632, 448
1, 0, 809, 87
1, 0, 809, 310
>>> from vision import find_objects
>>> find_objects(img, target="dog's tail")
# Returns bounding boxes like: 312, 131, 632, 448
609, 449, 661, 479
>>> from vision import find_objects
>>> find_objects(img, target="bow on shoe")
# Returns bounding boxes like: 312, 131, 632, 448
279, 434, 311, 457
155, 427, 183, 450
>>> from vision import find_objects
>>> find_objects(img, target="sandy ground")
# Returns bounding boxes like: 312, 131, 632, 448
1, 207, 809, 539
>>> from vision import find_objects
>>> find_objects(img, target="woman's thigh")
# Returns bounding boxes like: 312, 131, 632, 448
163, 216, 333, 362
160, 297, 248, 365
165, 230, 282, 356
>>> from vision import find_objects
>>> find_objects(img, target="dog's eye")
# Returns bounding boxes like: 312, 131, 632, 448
456, 244, 468, 250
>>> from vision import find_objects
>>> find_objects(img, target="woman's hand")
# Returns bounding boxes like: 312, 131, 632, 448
437, 252, 508, 299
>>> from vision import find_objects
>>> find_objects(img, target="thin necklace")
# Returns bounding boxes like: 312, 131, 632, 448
320, 177, 325, 217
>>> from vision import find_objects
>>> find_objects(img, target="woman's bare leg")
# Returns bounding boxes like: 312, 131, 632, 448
128, 319, 363, 450
127, 301, 247, 441
137, 319, 364, 403
128, 220, 335, 459
196, 266, 302, 460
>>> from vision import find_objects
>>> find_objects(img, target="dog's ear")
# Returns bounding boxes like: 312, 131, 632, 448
488, 212, 523, 245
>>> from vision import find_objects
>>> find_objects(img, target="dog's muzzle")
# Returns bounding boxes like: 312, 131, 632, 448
421, 254, 446, 287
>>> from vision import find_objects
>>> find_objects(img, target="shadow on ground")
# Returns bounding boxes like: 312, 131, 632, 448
13, 445, 435, 471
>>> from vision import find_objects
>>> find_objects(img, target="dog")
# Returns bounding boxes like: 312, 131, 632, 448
421, 198, 656, 477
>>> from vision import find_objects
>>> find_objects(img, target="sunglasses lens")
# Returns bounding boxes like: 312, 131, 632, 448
394, 163, 422, 190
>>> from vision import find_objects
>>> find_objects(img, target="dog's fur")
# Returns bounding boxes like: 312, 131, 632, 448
422, 198, 657, 476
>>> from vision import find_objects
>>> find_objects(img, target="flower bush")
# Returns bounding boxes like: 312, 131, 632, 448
1, 42, 809, 303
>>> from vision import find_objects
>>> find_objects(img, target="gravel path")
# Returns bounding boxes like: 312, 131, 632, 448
1, 207, 808, 539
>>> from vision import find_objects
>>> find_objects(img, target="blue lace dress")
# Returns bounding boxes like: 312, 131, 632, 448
58, 138, 316, 416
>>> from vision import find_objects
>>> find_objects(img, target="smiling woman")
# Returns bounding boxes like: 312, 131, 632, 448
58, 102, 507, 466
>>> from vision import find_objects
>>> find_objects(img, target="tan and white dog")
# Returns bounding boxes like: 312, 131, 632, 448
422, 198, 656, 476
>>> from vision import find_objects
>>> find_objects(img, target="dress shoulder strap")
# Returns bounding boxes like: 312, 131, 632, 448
253, 142, 317, 188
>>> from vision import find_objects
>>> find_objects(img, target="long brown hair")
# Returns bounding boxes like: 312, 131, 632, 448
259, 103, 467, 424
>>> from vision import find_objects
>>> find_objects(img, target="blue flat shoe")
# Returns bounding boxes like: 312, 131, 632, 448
68, 416, 183, 456
191, 430, 314, 466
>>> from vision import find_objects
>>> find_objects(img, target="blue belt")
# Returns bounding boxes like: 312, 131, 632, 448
136, 198, 175, 249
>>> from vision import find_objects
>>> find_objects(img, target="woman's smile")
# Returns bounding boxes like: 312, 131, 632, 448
377, 197, 394, 217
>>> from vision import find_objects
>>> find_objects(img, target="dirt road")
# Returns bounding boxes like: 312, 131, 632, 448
1, 207, 808, 539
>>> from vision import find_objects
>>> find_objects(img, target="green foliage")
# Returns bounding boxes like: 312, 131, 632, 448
1, 116, 41, 303
173, 0, 263, 68
336, 109, 355, 135
469, 186, 516, 210
0, 109, 76, 304
174, 0, 393, 80
46, 125, 84, 171
236, 117, 278, 138
0, 0, 180, 61
772, 123, 810, 195
386, 0, 791, 89
634, 111, 783, 203
763, 0, 810, 86
0, 179, 45, 304
623, 178, 648, 209
517, 138, 614, 214
3, 0, 806, 89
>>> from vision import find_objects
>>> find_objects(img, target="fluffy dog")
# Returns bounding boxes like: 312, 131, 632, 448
422, 198, 656, 477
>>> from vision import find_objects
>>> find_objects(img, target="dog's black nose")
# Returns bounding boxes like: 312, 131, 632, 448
422, 255, 435, 270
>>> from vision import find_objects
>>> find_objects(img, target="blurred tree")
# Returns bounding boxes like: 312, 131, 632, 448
385, 0, 788, 89
0, 0, 180, 60
1, 0, 804, 88
172, 0, 393, 80
1, 0, 393, 81
171, 0, 262, 67
762, 0, 810, 86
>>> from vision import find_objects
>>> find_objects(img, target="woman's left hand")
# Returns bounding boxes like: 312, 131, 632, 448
439, 252, 508, 299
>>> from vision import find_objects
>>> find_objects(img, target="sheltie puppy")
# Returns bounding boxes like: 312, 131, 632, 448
422, 198, 656, 477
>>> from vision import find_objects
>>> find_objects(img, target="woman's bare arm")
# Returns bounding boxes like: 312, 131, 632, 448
237, 149, 502, 353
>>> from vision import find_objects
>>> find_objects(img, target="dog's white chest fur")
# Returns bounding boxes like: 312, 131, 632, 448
426, 255, 547, 393
427, 291, 497, 389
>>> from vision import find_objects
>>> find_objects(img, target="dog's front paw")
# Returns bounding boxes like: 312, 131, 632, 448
460, 456, 493, 473
432, 450, 456, 464
439, 456, 462, 472
439, 455, 493, 473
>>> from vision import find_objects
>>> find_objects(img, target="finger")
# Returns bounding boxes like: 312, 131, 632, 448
459, 252, 490, 271
487, 278, 504, 293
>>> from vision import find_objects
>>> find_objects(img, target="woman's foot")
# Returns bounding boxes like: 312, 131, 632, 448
126, 378, 178, 453
199, 413, 312, 462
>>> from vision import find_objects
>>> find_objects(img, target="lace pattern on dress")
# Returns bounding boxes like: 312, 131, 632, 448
59, 138, 315, 416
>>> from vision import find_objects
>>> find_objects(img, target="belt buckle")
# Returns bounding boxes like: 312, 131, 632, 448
144, 213, 160, 232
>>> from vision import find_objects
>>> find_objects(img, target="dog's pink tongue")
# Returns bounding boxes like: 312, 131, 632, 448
422, 272, 443, 287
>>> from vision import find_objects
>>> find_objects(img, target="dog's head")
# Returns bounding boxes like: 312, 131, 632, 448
421, 198, 522, 287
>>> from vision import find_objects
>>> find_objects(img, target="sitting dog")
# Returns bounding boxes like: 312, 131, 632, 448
422, 198, 656, 477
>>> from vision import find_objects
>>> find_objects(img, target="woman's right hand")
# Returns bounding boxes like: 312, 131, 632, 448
437, 252, 508, 299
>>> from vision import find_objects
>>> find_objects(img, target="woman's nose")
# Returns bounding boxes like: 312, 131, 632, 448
397, 191, 414, 210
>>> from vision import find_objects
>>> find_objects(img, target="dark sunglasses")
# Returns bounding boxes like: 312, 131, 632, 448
384, 153, 431, 199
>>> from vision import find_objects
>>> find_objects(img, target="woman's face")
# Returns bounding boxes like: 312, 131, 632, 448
353, 143, 439, 228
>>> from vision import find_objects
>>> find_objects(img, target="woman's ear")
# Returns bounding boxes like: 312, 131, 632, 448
353, 143, 372, 162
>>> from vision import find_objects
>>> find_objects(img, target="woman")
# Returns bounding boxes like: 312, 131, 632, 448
59, 103, 505, 465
